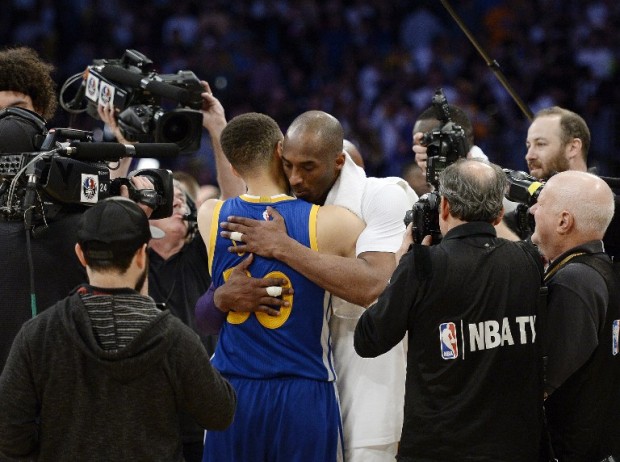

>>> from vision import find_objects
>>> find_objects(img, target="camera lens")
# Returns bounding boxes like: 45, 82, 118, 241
154, 109, 202, 152
161, 113, 190, 144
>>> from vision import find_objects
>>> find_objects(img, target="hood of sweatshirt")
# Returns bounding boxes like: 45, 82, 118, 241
58, 292, 177, 384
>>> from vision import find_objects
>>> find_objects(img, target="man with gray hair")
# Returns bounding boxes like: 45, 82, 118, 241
355, 158, 545, 461
530, 170, 619, 461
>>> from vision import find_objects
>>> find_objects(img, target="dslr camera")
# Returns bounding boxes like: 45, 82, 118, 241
404, 89, 469, 244
61, 49, 204, 152
0, 121, 175, 234
503, 169, 545, 238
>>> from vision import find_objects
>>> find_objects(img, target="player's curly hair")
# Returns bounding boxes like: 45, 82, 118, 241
0, 47, 57, 120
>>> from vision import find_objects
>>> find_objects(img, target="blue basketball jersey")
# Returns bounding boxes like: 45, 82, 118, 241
207, 194, 336, 381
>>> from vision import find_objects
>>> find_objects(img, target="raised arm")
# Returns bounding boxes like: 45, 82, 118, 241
199, 81, 245, 199
97, 103, 133, 179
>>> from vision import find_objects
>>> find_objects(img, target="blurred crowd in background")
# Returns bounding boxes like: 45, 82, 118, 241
1, 0, 618, 185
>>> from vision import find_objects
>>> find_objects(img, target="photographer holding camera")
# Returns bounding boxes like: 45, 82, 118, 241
405, 89, 518, 243
355, 158, 545, 462
412, 102, 487, 172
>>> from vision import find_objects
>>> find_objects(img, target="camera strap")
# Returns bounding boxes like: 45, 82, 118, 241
410, 244, 432, 281
543, 252, 586, 283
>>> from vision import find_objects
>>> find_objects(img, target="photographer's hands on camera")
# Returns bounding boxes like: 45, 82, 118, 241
396, 223, 433, 265
200, 81, 227, 137
96, 103, 157, 217
120, 175, 157, 218
412, 132, 430, 175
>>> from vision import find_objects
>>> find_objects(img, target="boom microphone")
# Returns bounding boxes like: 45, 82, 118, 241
60, 142, 180, 161
98, 65, 194, 106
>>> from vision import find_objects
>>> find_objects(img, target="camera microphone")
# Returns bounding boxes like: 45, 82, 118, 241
60, 142, 180, 161
98, 65, 195, 107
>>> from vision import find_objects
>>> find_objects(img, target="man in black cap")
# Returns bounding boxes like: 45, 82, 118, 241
0, 197, 236, 462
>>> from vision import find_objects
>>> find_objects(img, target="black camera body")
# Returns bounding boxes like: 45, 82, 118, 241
0, 128, 174, 228
404, 89, 469, 244
422, 122, 469, 187
404, 191, 442, 244
503, 169, 545, 238
62, 49, 204, 152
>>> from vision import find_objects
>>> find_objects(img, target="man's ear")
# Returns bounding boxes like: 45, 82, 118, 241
440, 196, 450, 221
230, 164, 241, 179
75, 243, 87, 268
274, 139, 283, 160
492, 207, 505, 226
565, 137, 583, 161
335, 151, 346, 171
134, 244, 148, 270
557, 210, 574, 235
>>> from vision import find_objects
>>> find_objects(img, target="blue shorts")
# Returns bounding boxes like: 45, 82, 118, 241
203, 377, 343, 462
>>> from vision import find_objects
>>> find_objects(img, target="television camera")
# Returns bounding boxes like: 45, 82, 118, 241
60, 49, 204, 152
502, 169, 545, 238
0, 126, 178, 235
404, 88, 469, 244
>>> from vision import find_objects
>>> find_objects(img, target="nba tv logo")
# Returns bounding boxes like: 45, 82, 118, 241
440, 322, 458, 360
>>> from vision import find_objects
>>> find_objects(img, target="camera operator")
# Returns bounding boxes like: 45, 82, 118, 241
0, 46, 87, 375
529, 170, 619, 461
0, 46, 156, 374
411, 102, 488, 174
408, 98, 519, 241
354, 158, 545, 462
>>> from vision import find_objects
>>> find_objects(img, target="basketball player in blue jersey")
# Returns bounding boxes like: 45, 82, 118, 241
197, 112, 364, 462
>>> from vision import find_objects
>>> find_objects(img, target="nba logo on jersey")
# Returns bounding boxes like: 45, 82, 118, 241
439, 322, 458, 360
612, 320, 619, 356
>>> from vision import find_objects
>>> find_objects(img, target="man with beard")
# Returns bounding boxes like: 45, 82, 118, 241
0, 197, 236, 461
524, 106, 589, 179
521, 106, 620, 259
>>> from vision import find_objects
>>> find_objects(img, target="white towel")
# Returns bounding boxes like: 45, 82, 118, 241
325, 153, 418, 218
324, 153, 367, 217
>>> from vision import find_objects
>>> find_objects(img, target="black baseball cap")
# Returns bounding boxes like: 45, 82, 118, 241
77, 197, 164, 260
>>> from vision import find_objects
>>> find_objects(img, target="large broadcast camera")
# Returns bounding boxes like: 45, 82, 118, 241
404, 88, 469, 244
60, 49, 204, 152
0, 125, 178, 235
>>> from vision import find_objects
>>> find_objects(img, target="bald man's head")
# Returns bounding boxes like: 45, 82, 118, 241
531, 170, 614, 261
343, 139, 364, 169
